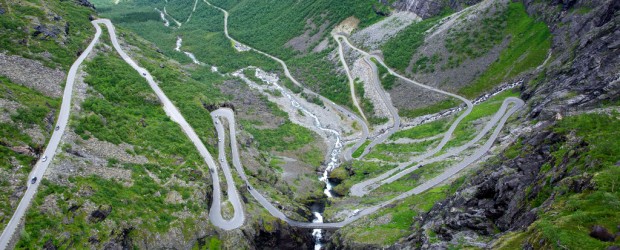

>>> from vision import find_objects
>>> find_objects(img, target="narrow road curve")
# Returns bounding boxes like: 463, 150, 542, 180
93, 19, 246, 230
333, 35, 368, 122
332, 34, 484, 196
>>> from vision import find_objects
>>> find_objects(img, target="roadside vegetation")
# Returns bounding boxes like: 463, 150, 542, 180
390, 118, 449, 141
374, 160, 455, 195
366, 139, 439, 163
288, 52, 354, 109
441, 90, 519, 151
331, 160, 398, 196
0, 77, 60, 231
399, 98, 461, 119
372, 58, 397, 90
351, 140, 371, 158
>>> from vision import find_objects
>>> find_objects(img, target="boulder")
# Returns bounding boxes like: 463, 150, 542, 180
589, 225, 615, 242
88, 205, 112, 223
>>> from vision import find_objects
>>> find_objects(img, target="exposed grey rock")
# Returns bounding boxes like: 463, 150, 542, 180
76, 0, 95, 10
33, 24, 62, 39
392, 0, 482, 19
0, 53, 65, 98
88, 205, 112, 223
387, 0, 620, 247
589, 225, 616, 242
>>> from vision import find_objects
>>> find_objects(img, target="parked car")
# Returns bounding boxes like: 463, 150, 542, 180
42, 155, 48, 162
247, 185, 253, 191
31, 177, 37, 184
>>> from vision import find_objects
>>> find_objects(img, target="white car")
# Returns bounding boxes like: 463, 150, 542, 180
351, 209, 360, 216
220, 159, 224, 163
42, 155, 48, 162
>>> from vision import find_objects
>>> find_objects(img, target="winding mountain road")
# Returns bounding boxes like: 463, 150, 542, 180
0, 8, 526, 248
92, 19, 246, 231
202, 0, 524, 228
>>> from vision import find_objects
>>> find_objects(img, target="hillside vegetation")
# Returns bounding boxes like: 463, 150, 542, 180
0, 0, 95, 70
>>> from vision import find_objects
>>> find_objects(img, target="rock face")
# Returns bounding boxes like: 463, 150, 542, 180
523, 0, 620, 121
394, 0, 620, 248
403, 128, 570, 247
392, 0, 482, 18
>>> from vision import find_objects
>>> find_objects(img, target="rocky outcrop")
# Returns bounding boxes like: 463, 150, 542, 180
33, 25, 62, 39
0, 53, 65, 97
391, 0, 620, 248
523, 0, 620, 121
392, 0, 482, 19
76, 0, 95, 10
253, 221, 314, 249
88, 205, 112, 223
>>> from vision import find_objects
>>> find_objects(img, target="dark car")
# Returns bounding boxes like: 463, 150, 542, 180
31, 177, 37, 184
247, 185, 252, 190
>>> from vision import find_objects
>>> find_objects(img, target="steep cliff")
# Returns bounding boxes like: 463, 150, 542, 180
394, 0, 620, 248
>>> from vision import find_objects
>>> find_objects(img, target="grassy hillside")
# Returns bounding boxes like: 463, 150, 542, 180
92, 0, 279, 73
17, 44, 215, 249
381, 2, 550, 99
214, 0, 383, 59
0, 0, 95, 70
458, 2, 551, 98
